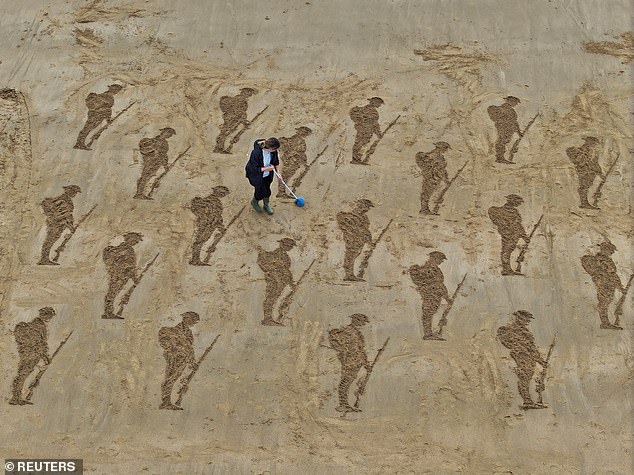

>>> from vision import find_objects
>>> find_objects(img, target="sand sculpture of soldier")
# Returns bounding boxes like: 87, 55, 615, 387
566, 136, 603, 209
10, 307, 55, 405
102, 232, 143, 319
158, 311, 200, 410
408, 251, 452, 340
416, 142, 451, 214
214, 87, 257, 153
38, 185, 82, 265
488, 194, 529, 275
497, 310, 548, 409
74, 84, 123, 150
328, 313, 370, 413
337, 199, 374, 281
134, 127, 177, 199
189, 186, 230, 265
277, 126, 312, 198
487, 96, 522, 164
257, 238, 296, 326
581, 241, 625, 330
350, 97, 384, 163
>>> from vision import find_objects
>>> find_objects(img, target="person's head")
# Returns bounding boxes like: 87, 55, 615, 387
39, 306, 56, 321
369, 97, 384, 107
350, 313, 370, 326
211, 185, 230, 198
434, 141, 451, 151
181, 311, 200, 327
63, 184, 82, 197
108, 84, 124, 94
355, 199, 374, 212
504, 96, 520, 106
263, 137, 280, 151
505, 194, 524, 207
159, 127, 176, 139
428, 251, 447, 264
240, 87, 257, 97
513, 309, 533, 325
123, 232, 143, 245
583, 136, 600, 146
598, 241, 616, 255
279, 237, 296, 251
295, 126, 312, 137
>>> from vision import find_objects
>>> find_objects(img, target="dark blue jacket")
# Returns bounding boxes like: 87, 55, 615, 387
245, 139, 279, 185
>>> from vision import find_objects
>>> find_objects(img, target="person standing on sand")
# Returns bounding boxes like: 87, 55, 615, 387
245, 138, 283, 215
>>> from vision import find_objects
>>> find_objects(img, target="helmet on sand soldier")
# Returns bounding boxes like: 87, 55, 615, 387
123, 231, 143, 242
240, 87, 257, 96
181, 311, 200, 325
355, 199, 374, 210
63, 185, 82, 194
429, 251, 447, 261
504, 96, 521, 105
278, 237, 296, 249
598, 241, 617, 253
159, 127, 176, 135
350, 313, 370, 324
212, 185, 230, 196
582, 136, 600, 144
434, 141, 451, 150
39, 307, 56, 319
369, 97, 384, 107
505, 194, 524, 205
295, 126, 312, 135
513, 309, 534, 320
107, 84, 124, 93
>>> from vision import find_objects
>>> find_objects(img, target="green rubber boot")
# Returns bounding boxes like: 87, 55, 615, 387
263, 197, 274, 215
251, 198, 263, 213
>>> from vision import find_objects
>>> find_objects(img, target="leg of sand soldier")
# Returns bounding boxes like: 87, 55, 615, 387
597, 288, 619, 329
516, 363, 538, 408
160, 354, 187, 409
262, 279, 284, 325
290, 160, 308, 189
38, 225, 65, 265
103, 276, 128, 318
10, 356, 39, 405
134, 163, 160, 199
343, 243, 364, 281
352, 129, 371, 163
495, 131, 512, 163
337, 363, 362, 412
578, 174, 596, 209
190, 226, 214, 265
422, 298, 444, 340
500, 236, 519, 275
74, 111, 105, 149
277, 160, 300, 197
420, 179, 439, 214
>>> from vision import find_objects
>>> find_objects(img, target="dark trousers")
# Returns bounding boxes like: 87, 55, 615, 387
251, 173, 274, 201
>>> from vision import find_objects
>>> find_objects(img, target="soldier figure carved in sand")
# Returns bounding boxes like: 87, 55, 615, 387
134, 127, 176, 199
158, 312, 200, 410
10, 307, 55, 405
337, 199, 374, 281
102, 232, 143, 319
566, 136, 603, 209
257, 238, 296, 326
189, 186, 230, 266
487, 96, 522, 164
350, 97, 384, 163
581, 241, 626, 330
497, 310, 549, 410
416, 142, 451, 214
277, 126, 312, 198
38, 185, 81, 265
488, 194, 530, 275
74, 84, 123, 150
214, 88, 258, 153
328, 313, 370, 413
408, 251, 452, 340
